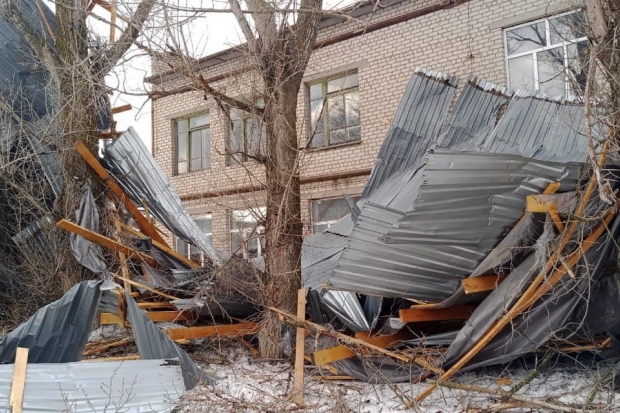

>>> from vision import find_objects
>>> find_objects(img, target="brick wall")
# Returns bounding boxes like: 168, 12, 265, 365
152, 0, 568, 252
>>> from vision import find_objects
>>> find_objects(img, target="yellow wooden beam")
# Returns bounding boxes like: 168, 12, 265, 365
75, 141, 169, 247
9, 347, 28, 413
164, 322, 260, 341
293, 288, 307, 406
399, 305, 476, 323
57, 219, 159, 267
546, 202, 565, 232
461, 275, 507, 294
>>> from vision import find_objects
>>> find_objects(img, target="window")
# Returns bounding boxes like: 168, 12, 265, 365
175, 113, 211, 174
229, 101, 266, 163
504, 11, 588, 97
175, 215, 213, 265
311, 196, 359, 234
230, 207, 266, 259
308, 71, 360, 148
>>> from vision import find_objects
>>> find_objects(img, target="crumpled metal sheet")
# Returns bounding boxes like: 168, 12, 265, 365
100, 127, 220, 265
0, 281, 102, 363
0, 359, 186, 413
70, 184, 110, 279
361, 67, 457, 199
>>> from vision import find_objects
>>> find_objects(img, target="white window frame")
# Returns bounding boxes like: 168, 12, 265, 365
174, 113, 211, 175
230, 207, 266, 259
175, 214, 213, 266
503, 10, 587, 98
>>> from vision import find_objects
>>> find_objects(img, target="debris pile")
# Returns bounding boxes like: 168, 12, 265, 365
300, 68, 620, 402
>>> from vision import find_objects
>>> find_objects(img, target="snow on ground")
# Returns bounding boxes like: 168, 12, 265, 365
176, 347, 620, 412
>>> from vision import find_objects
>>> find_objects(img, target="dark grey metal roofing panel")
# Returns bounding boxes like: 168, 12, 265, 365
0, 281, 102, 363
101, 128, 220, 265
361, 67, 457, 198
435, 76, 512, 148
0, 359, 186, 412
329, 151, 579, 300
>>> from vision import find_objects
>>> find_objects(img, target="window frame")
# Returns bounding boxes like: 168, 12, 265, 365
229, 207, 266, 259
175, 214, 213, 266
503, 10, 588, 98
307, 70, 361, 149
310, 195, 359, 234
227, 101, 266, 165
173, 112, 211, 175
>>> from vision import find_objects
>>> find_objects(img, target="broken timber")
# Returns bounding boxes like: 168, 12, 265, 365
270, 306, 442, 374
75, 141, 169, 247
399, 305, 476, 323
9, 347, 28, 413
57, 219, 159, 267
163, 322, 260, 341
312, 330, 411, 365
461, 275, 507, 294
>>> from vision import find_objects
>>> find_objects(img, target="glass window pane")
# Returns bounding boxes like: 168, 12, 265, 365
550, 12, 586, 44
194, 216, 212, 233
246, 117, 263, 157
190, 130, 202, 159
345, 91, 360, 127
177, 119, 187, 134
327, 73, 358, 93
190, 158, 202, 171
177, 161, 187, 174
230, 119, 243, 161
567, 41, 588, 93
313, 223, 328, 234
508, 55, 536, 91
506, 22, 546, 55
328, 95, 346, 130
230, 108, 243, 121
310, 99, 324, 131
176, 238, 188, 255
177, 133, 187, 162
231, 232, 243, 256
537, 47, 566, 97
311, 133, 325, 148
190, 114, 210, 128
313, 197, 351, 223
246, 237, 259, 258
330, 129, 346, 144
348, 126, 361, 142
309, 83, 323, 100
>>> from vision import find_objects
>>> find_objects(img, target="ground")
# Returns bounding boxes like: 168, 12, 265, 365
175, 344, 620, 412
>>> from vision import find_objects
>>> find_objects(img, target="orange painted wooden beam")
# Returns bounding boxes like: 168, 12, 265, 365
461, 275, 507, 294
312, 331, 410, 365
164, 322, 260, 341
399, 305, 476, 323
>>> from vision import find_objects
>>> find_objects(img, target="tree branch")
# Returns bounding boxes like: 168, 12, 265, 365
97, 0, 155, 77
228, 0, 257, 47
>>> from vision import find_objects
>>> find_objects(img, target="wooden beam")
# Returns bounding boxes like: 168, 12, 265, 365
109, 0, 117, 42
270, 307, 441, 374
83, 354, 140, 362
83, 338, 134, 356
100, 310, 191, 325
75, 141, 169, 247
118, 221, 201, 269
546, 202, 565, 232
9, 347, 28, 413
138, 301, 176, 309
399, 305, 476, 323
293, 288, 306, 406
313, 330, 410, 365
57, 219, 159, 267
111, 103, 131, 114
461, 275, 507, 294
114, 221, 133, 294
111, 274, 180, 301
164, 322, 260, 341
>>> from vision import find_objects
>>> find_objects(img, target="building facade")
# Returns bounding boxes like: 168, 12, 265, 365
148, 0, 585, 260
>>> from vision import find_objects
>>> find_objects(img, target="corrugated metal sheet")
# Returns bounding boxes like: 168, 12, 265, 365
361, 67, 457, 199
101, 128, 220, 265
329, 151, 579, 300
0, 359, 185, 412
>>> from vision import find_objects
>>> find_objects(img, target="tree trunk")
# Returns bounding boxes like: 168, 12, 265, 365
259, 81, 304, 358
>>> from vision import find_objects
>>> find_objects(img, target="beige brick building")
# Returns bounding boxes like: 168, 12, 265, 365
148, 0, 584, 260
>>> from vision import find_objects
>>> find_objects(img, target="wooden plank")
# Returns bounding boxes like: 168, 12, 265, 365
542, 181, 561, 195
270, 307, 442, 374
75, 141, 169, 247
111, 103, 132, 114
293, 288, 306, 406
138, 301, 176, 309
461, 275, 507, 294
83, 354, 140, 362
118, 221, 201, 269
9, 347, 28, 413
57, 219, 159, 267
83, 338, 134, 356
100, 310, 190, 325
114, 221, 133, 294
111, 274, 180, 300
241, 339, 259, 356
312, 330, 410, 365
546, 202, 565, 232
414, 172, 616, 404
109, 0, 118, 42
164, 322, 260, 341
399, 305, 476, 323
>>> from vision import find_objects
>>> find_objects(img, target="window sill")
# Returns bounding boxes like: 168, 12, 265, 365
174, 168, 212, 177
303, 139, 362, 153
